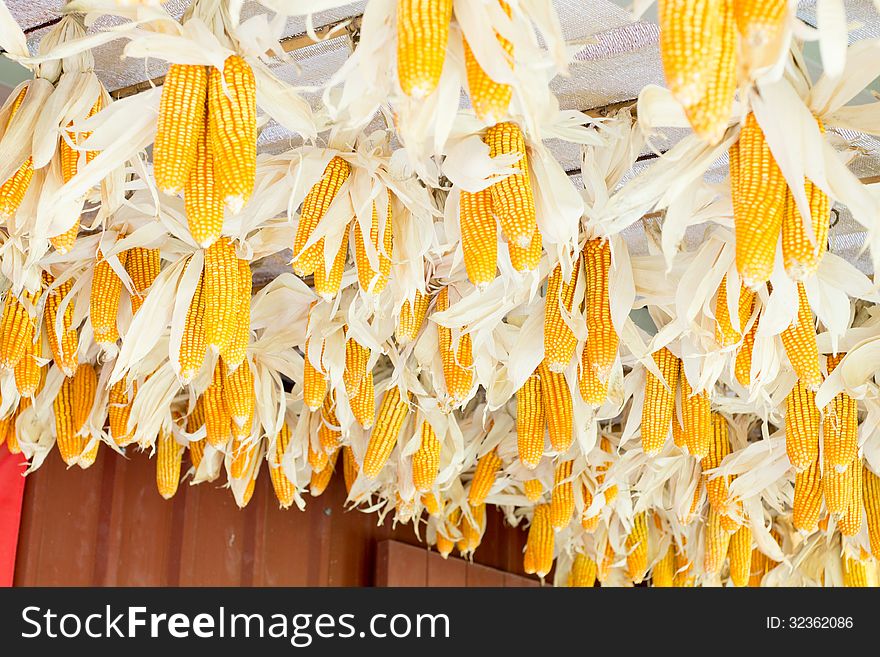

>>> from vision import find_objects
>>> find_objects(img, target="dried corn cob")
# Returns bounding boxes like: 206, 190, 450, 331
90, 247, 127, 344
354, 199, 393, 295
343, 445, 359, 495
313, 233, 349, 300
626, 512, 649, 583
653, 545, 675, 587
839, 460, 863, 537
108, 378, 136, 446
53, 363, 96, 465
543, 263, 579, 372
485, 122, 535, 248
506, 224, 542, 272
318, 392, 341, 456
220, 258, 251, 368
516, 372, 545, 469
204, 237, 239, 352
702, 412, 732, 514
524, 478, 543, 502
14, 330, 42, 397
728, 524, 752, 587
303, 337, 327, 412
310, 449, 338, 497
124, 247, 161, 315
735, 308, 759, 386
154, 64, 208, 195
396, 291, 430, 344
681, 374, 711, 459
184, 101, 223, 247
780, 283, 821, 388
550, 459, 575, 530
412, 419, 441, 493
523, 504, 554, 578
179, 267, 207, 384
156, 429, 183, 499
580, 238, 617, 405
42, 272, 79, 376
641, 348, 680, 455
362, 386, 411, 478
436, 287, 474, 406
292, 156, 351, 276
0, 289, 37, 369
864, 465, 880, 558
568, 552, 597, 588
539, 361, 573, 452
785, 379, 820, 471
0, 87, 34, 219
714, 276, 755, 348
459, 188, 497, 287
704, 507, 732, 574
223, 360, 255, 434
203, 360, 231, 448
793, 458, 822, 532
396, 0, 453, 98
468, 448, 502, 506
823, 353, 857, 471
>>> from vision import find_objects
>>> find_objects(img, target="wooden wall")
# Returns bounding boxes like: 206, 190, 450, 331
14, 447, 534, 586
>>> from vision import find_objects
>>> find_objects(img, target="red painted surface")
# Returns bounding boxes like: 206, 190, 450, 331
0, 446, 26, 587
14, 447, 536, 586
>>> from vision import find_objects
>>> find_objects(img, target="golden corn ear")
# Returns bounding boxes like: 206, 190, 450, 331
793, 458, 822, 532
704, 506, 732, 574
156, 429, 183, 500
396, 0, 453, 98
506, 225, 542, 273
581, 238, 617, 405
863, 465, 880, 558
459, 503, 485, 554
53, 364, 97, 465
49, 217, 81, 255
220, 258, 251, 368
681, 374, 711, 459
568, 552, 597, 588
516, 372, 545, 469
641, 348, 680, 455
735, 309, 759, 386
223, 360, 255, 436
673, 547, 696, 587
823, 353, 857, 472
625, 512, 649, 583
652, 545, 675, 587
524, 504, 554, 578
843, 555, 870, 588
597, 540, 616, 583
124, 247, 161, 315
303, 337, 327, 412
436, 288, 474, 406
108, 379, 136, 446
0, 288, 37, 369
543, 263, 579, 372
780, 283, 821, 388
580, 483, 599, 531
550, 460, 575, 530
396, 291, 430, 344
463, 1, 513, 123
59, 96, 101, 184
313, 233, 348, 300
0, 87, 34, 219
538, 362, 573, 452
343, 445, 359, 495
658, 0, 736, 143
293, 156, 351, 276
154, 64, 208, 195
412, 419, 441, 493
524, 478, 543, 502
422, 492, 441, 516
460, 188, 497, 287
468, 448, 502, 505
354, 200, 393, 295
350, 370, 375, 429
485, 122, 536, 248
203, 360, 231, 448
204, 238, 239, 353
728, 524, 752, 587
714, 276, 755, 348
702, 412, 732, 514
42, 272, 79, 376
14, 329, 42, 398
188, 438, 206, 471
363, 386, 411, 478
90, 247, 127, 344
785, 379, 820, 471
179, 267, 207, 384
310, 449, 338, 497
731, 112, 786, 288
781, 122, 829, 280
78, 438, 100, 470
318, 392, 341, 456
838, 460, 863, 537
733, 0, 788, 72
343, 338, 369, 400
184, 101, 223, 248
239, 468, 258, 509
207, 55, 256, 213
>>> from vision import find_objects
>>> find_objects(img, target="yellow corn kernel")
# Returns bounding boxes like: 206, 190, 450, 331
735, 309, 759, 387
188, 439, 206, 471
412, 419, 441, 493
843, 555, 870, 588
681, 374, 711, 459
468, 448, 502, 506
310, 449, 339, 497
568, 552, 597, 588
838, 459, 863, 537
460, 503, 485, 555
652, 545, 675, 587
179, 267, 207, 384
154, 64, 208, 195
703, 506, 732, 574
318, 392, 341, 456
702, 412, 732, 513
203, 360, 231, 448
793, 458, 822, 532
0, 289, 37, 369
396, 0, 453, 98
396, 291, 430, 344
523, 504, 554, 578
49, 216, 81, 255
506, 225, 542, 273
42, 272, 79, 377
524, 478, 543, 502
714, 276, 755, 348
108, 378, 136, 446
343, 337, 369, 400
223, 360, 255, 435
78, 437, 100, 470
343, 445, 359, 495
516, 371, 545, 469
184, 103, 223, 248
421, 492, 441, 517
641, 348, 681, 455
124, 247, 161, 316
728, 524, 752, 587
53, 363, 97, 465
543, 263, 579, 372
0, 87, 34, 219
538, 361, 573, 452
156, 429, 183, 499
238, 467, 258, 509
204, 237, 239, 352
550, 459, 574, 530
780, 282, 821, 388
863, 464, 880, 558
463, 1, 513, 122
362, 386, 411, 478
303, 337, 327, 411
220, 258, 251, 368
90, 248, 127, 344
292, 156, 351, 276
731, 112, 786, 288
733, 0, 788, 71
313, 233, 349, 300
354, 199, 393, 295
459, 188, 497, 288
350, 370, 375, 429
823, 353, 857, 472
485, 122, 536, 248
207, 55, 256, 213
436, 287, 474, 406
625, 512, 649, 583
785, 379, 820, 471
14, 328, 42, 398
580, 238, 617, 406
